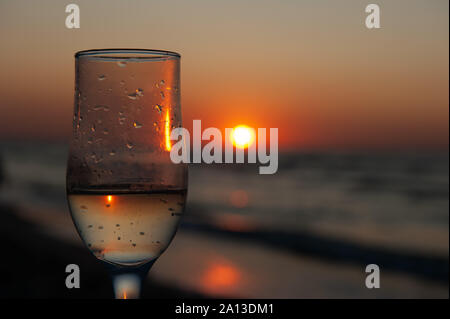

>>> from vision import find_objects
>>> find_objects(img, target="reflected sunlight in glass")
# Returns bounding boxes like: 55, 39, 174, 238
165, 109, 172, 151
106, 195, 113, 207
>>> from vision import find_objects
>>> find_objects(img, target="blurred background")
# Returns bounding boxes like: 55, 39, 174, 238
0, 0, 448, 298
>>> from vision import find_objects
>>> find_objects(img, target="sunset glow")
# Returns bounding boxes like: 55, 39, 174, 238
0, 1, 447, 152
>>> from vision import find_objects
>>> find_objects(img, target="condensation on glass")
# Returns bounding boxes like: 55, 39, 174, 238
68, 49, 186, 193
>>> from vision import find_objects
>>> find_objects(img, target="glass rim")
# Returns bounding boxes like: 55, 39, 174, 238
75, 48, 181, 60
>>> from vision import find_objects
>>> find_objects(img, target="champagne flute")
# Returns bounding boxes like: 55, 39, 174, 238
66, 49, 187, 299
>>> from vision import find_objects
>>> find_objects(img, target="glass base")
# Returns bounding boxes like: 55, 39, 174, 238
105, 261, 155, 299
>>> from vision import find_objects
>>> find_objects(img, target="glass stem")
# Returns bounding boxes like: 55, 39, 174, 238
108, 261, 155, 299
113, 273, 140, 299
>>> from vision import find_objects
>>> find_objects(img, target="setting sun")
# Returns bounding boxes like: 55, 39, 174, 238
231, 125, 255, 149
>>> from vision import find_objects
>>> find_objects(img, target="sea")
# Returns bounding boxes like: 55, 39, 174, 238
0, 141, 448, 298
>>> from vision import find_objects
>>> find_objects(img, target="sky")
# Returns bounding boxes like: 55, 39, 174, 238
0, 0, 448, 151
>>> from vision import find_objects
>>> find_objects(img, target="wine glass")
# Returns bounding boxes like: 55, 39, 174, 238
66, 49, 187, 299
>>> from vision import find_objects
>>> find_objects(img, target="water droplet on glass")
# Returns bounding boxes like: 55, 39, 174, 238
133, 121, 143, 128
118, 111, 126, 125
98, 74, 106, 81
126, 142, 134, 149
160, 80, 165, 86
90, 152, 103, 163
160, 91, 165, 99
80, 205, 88, 209
127, 93, 138, 100
109, 150, 116, 156
136, 88, 144, 97
90, 124, 96, 132
120, 80, 125, 86
155, 104, 163, 114
103, 129, 109, 135
94, 105, 109, 112
139, 232, 145, 235
117, 61, 127, 68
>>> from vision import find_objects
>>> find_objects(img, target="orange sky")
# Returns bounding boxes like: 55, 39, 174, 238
0, 0, 448, 151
